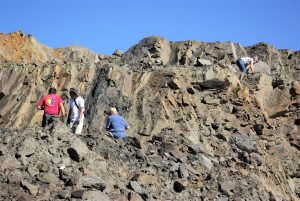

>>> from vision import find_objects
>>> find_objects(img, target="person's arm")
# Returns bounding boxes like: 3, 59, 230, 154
37, 98, 44, 110
79, 107, 85, 120
59, 102, 66, 117
105, 117, 111, 131
78, 97, 85, 121
250, 60, 254, 74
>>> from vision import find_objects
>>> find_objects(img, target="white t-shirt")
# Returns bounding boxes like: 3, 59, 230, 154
240, 57, 253, 65
69, 97, 85, 122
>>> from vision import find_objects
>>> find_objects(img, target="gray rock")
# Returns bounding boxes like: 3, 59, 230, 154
253, 61, 270, 74
57, 190, 69, 199
220, 180, 236, 196
0, 156, 21, 170
38, 172, 60, 184
230, 133, 258, 153
179, 166, 189, 179
16, 137, 38, 157
67, 137, 90, 162
250, 152, 264, 165
199, 154, 213, 170
129, 181, 143, 194
71, 189, 85, 198
82, 176, 106, 191
169, 161, 180, 173
27, 166, 39, 177
21, 180, 39, 196
197, 59, 212, 66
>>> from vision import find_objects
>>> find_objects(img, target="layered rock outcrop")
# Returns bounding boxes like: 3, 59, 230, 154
0, 32, 299, 200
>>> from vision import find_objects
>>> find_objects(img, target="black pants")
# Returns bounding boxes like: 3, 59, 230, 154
42, 114, 59, 127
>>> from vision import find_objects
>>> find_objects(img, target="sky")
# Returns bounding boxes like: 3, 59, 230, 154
1, 0, 300, 55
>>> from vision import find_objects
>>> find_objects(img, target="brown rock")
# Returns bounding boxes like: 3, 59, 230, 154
221, 180, 237, 196
137, 173, 155, 185
83, 190, 110, 201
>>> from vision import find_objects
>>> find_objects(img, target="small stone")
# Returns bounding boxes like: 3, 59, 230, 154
38, 172, 60, 184
51, 157, 61, 164
239, 168, 249, 176
21, 180, 39, 196
179, 166, 189, 179
221, 180, 236, 196
250, 152, 264, 165
199, 154, 213, 170
253, 124, 264, 135
83, 190, 110, 201
137, 173, 155, 185
170, 161, 180, 173
71, 189, 85, 198
168, 79, 181, 90
173, 181, 186, 193
82, 176, 106, 191
197, 59, 212, 66
57, 190, 69, 199
129, 181, 143, 194
27, 167, 39, 177
169, 147, 186, 161
230, 133, 258, 153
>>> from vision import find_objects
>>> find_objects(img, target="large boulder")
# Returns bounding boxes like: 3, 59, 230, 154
67, 137, 90, 162
253, 61, 270, 74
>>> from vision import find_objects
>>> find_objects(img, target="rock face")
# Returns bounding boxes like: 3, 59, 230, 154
0, 32, 299, 200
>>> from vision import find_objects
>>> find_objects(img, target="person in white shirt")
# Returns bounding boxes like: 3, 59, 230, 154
68, 88, 85, 134
236, 56, 259, 74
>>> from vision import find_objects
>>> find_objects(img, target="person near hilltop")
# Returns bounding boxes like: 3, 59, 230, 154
67, 88, 85, 134
37, 87, 66, 127
236, 55, 259, 74
105, 107, 129, 139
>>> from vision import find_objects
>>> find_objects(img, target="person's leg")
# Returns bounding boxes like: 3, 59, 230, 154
42, 114, 47, 127
49, 115, 59, 125
70, 121, 79, 134
44, 114, 52, 127
237, 59, 246, 73
113, 131, 126, 139
75, 120, 84, 134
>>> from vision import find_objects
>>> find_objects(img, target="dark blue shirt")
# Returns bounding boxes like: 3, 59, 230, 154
106, 114, 129, 138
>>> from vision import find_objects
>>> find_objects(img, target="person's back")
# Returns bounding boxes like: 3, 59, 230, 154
106, 108, 129, 139
236, 56, 259, 74
240, 57, 253, 65
39, 94, 62, 116
37, 87, 65, 127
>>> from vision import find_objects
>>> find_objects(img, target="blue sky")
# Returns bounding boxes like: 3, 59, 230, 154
1, 0, 299, 54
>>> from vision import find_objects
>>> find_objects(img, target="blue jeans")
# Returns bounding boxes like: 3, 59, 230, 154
236, 59, 249, 74
110, 130, 126, 139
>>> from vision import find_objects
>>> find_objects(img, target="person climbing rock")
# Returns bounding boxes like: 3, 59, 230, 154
236, 56, 259, 74
68, 88, 85, 134
37, 87, 66, 127
105, 107, 129, 139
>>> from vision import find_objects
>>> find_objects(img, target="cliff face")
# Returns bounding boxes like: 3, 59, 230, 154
0, 32, 299, 201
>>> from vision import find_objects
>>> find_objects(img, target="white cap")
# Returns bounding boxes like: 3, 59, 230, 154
110, 107, 117, 113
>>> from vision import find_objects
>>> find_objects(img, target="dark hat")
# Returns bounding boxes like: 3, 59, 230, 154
69, 88, 80, 96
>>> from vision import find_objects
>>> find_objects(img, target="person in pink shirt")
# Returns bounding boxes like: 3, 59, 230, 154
37, 87, 66, 127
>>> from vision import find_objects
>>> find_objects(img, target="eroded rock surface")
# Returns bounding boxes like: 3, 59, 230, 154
0, 32, 299, 200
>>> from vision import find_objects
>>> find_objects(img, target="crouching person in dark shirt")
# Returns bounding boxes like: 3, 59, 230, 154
105, 107, 129, 139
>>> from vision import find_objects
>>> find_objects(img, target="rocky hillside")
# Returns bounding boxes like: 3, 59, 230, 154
0, 31, 299, 201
